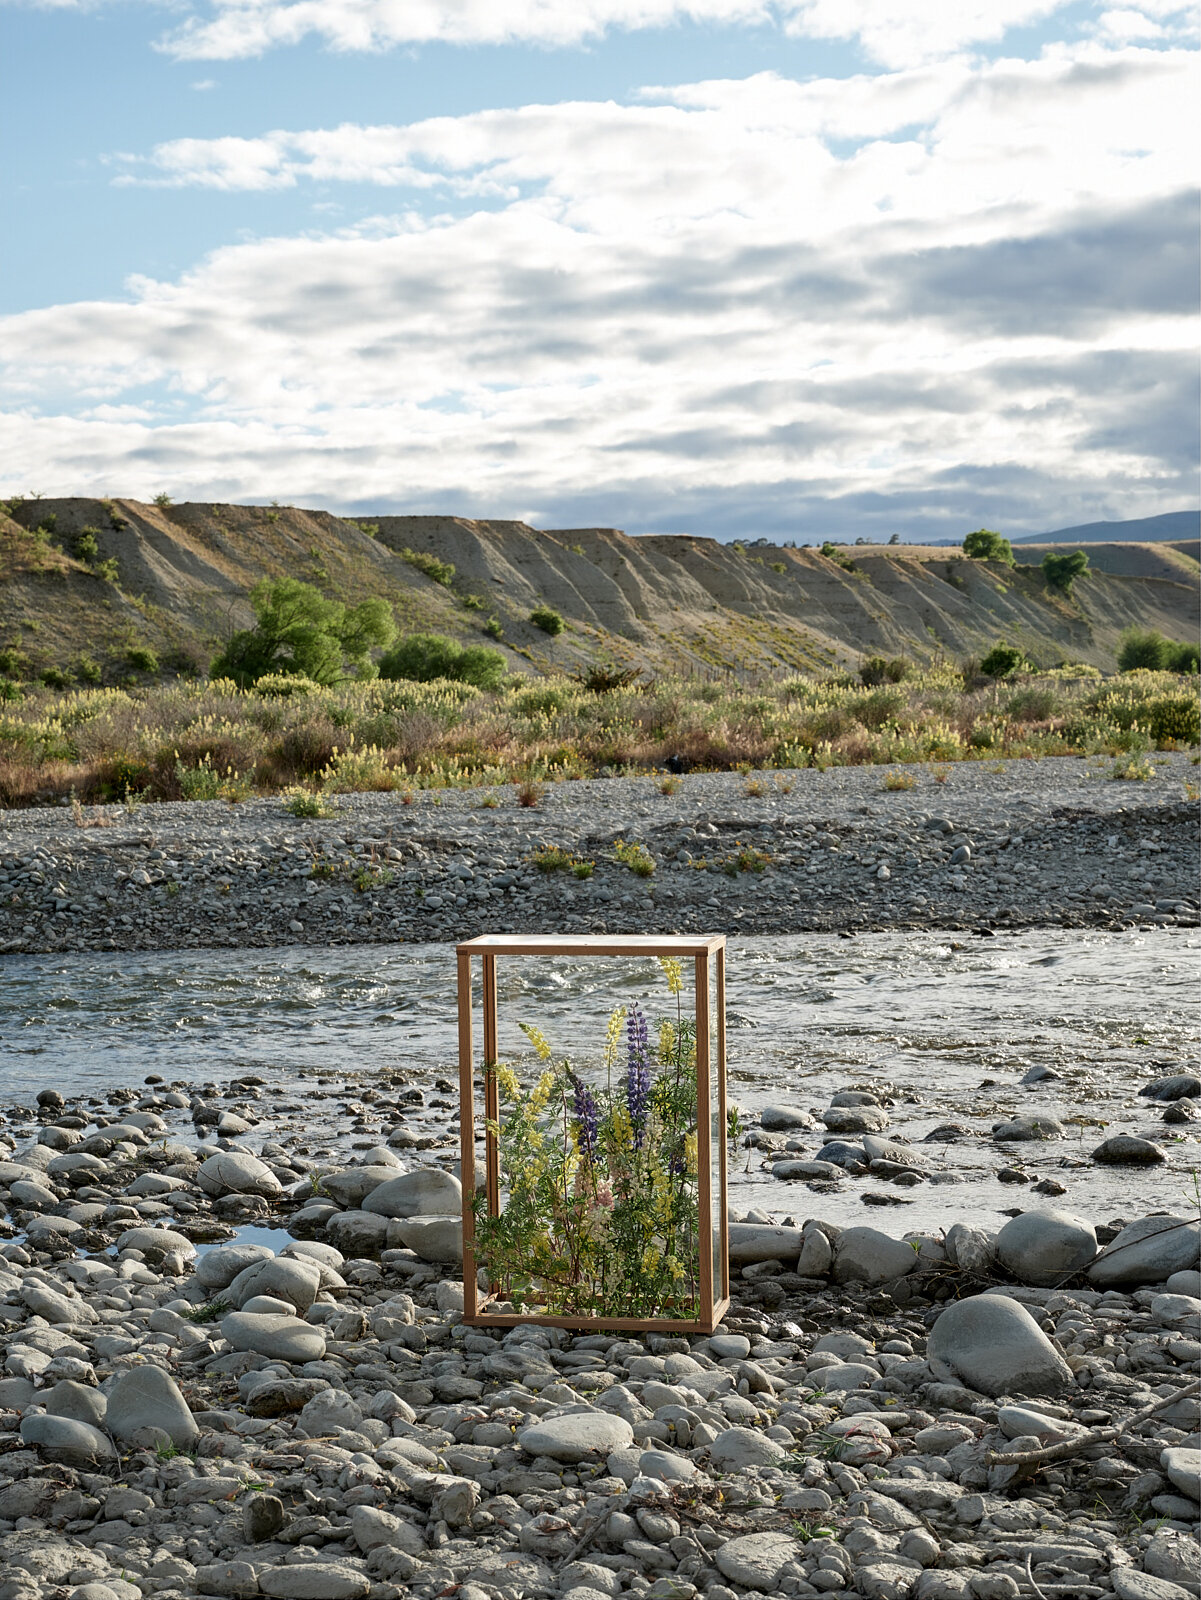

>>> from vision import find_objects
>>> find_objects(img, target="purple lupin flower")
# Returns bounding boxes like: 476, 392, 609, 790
625, 1004, 651, 1148
570, 1072, 599, 1165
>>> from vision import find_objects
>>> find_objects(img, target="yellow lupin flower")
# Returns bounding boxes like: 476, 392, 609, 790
528, 1070, 556, 1114
665, 1254, 686, 1281
518, 1022, 554, 1061
658, 1018, 675, 1065
684, 1132, 698, 1176
492, 1065, 520, 1099
603, 1005, 627, 1072
658, 956, 683, 995
641, 1245, 662, 1274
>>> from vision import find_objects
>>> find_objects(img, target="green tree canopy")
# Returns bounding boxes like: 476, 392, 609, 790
378, 632, 507, 690
962, 528, 1014, 564
1041, 549, 1089, 592
210, 578, 396, 688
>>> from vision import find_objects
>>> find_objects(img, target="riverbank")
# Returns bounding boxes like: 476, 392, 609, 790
0, 755, 1198, 956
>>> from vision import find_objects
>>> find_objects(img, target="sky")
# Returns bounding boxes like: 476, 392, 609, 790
1, 0, 1197, 540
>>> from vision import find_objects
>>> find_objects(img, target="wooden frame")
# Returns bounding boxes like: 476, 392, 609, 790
456, 933, 730, 1333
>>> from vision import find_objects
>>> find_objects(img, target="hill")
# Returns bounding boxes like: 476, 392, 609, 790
1, 496, 1197, 686
1015, 510, 1199, 544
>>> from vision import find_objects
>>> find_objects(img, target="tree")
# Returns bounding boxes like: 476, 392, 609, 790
962, 529, 1014, 565
1041, 549, 1089, 592
1117, 628, 1200, 673
210, 577, 395, 688
980, 642, 1027, 678
378, 632, 507, 690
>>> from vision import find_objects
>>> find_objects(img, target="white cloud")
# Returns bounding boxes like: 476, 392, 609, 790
3, 43, 1196, 531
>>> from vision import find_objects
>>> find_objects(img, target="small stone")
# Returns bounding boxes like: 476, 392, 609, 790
798, 1226, 834, 1276
227, 1255, 323, 1313
197, 1149, 283, 1198
1092, 1135, 1164, 1165
388, 1213, 462, 1261
518, 1410, 634, 1462
715, 1532, 801, 1592
107, 1364, 199, 1448
298, 1387, 363, 1436
220, 1310, 327, 1362
992, 1115, 1065, 1142
1111, 1570, 1195, 1600
728, 1223, 804, 1264
257, 1564, 370, 1599
19, 1413, 115, 1465
709, 1333, 751, 1358
1139, 1073, 1201, 1101
1160, 1446, 1200, 1502
639, 1448, 697, 1482
926, 1292, 1073, 1397
822, 1103, 889, 1134
244, 1494, 287, 1541
195, 1242, 276, 1290
708, 1426, 786, 1470
45, 1379, 106, 1428
349, 1504, 425, 1554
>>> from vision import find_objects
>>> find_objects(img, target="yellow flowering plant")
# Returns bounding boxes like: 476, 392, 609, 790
473, 973, 701, 1319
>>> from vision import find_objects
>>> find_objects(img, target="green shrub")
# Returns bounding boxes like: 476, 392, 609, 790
962, 528, 1014, 564
1165, 639, 1201, 673
980, 643, 1027, 678
530, 605, 565, 636
1145, 693, 1200, 747
378, 632, 507, 690
283, 787, 337, 817
40, 666, 74, 690
153, 492, 172, 508
1118, 629, 1200, 674
76, 656, 102, 685
518, 685, 573, 717
74, 530, 99, 562
210, 577, 395, 688
95, 557, 121, 584
399, 547, 455, 585
1006, 687, 1060, 722
0, 678, 22, 702
0, 647, 29, 678
859, 655, 910, 686
460, 594, 485, 611
577, 663, 642, 693
127, 646, 160, 673
1041, 549, 1089, 592
483, 616, 504, 640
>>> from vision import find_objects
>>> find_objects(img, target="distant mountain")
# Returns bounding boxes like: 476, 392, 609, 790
1014, 510, 1199, 545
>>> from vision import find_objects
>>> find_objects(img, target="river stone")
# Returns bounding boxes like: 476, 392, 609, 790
833, 1226, 919, 1284
319, 1165, 399, 1208
258, 1565, 370, 1599
1092, 1135, 1164, 1165
945, 1223, 998, 1274
814, 1140, 868, 1169
759, 1105, 814, 1131
388, 1214, 462, 1262
1088, 1215, 1201, 1287
115, 1225, 196, 1258
299, 1388, 364, 1436
21, 1283, 96, 1325
242, 1294, 297, 1315
220, 1311, 327, 1362
995, 1209, 1097, 1286
281, 1239, 345, 1270
728, 1223, 804, 1264
197, 1150, 283, 1198
1140, 1074, 1201, 1101
709, 1426, 786, 1469
227, 1255, 322, 1313
45, 1379, 106, 1428
772, 1159, 841, 1181
715, 1531, 799, 1591
997, 1405, 1085, 1443
195, 1243, 276, 1290
992, 1115, 1065, 1142
797, 1226, 834, 1277
1160, 1447, 1200, 1501
518, 1411, 634, 1462
862, 1135, 928, 1170
821, 1103, 889, 1134
1111, 1571, 1195, 1600
1166, 1269, 1201, 1297
107, 1365, 199, 1447
927, 1292, 1073, 1397
362, 1167, 463, 1217
350, 1504, 425, 1554
1144, 1531, 1201, 1592
639, 1448, 697, 1482
19, 1413, 115, 1465
325, 1209, 390, 1254
709, 1333, 751, 1358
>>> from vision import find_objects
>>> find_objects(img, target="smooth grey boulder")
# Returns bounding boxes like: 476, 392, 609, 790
1093, 1135, 1164, 1165
992, 1115, 1065, 1142
728, 1223, 803, 1265
20, 1413, 115, 1465
350, 1504, 425, 1554
862, 1135, 928, 1170
45, 1379, 106, 1428
197, 1150, 282, 1198
107, 1365, 199, 1448
258, 1565, 370, 1599
715, 1532, 800, 1592
21, 1283, 96, 1325
1088, 1215, 1201, 1287
195, 1242, 276, 1291
997, 1404, 1084, 1444
945, 1223, 997, 1274
639, 1448, 697, 1482
319, 1165, 399, 1209
797, 1227, 833, 1277
833, 1226, 919, 1285
518, 1411, 634, 1462
995, 1209, 1097, 1286
1166, 1269, 1201, 1297
298, 1388, 364, 1437
220, 1311, 327, 1362
362, 1167, 463, 1217
772, 1159, 841, 1182
709, 1427, 786, 1470
1111, 1570, 1195, 1600
115, 1225, 196, 1258
814, 1140, 868, 1169
821, 1103, 889, 1134
1139, 1074, 1201, 1101
325, 1209, 389, 1254
1160, 1447, 1200, 1502
927, 1292, 1073, 1397
1144, 1531, 1201, 1593
388, 1214, 462, 1262
759, 1105, 815, 1131
281, 1239, 345, 1270
241, 1294, 295, 1316
227, 1255, 323, 1314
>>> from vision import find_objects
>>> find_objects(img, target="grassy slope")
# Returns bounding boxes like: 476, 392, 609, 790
2, 498, 1197, 684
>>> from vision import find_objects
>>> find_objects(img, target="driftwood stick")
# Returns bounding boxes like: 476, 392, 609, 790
986, 1381, 1200, 1469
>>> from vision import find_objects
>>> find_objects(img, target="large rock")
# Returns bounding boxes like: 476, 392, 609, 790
995, 1210, 1097, 1286
45, 1379, 106, 1428
388, 1215, 462, 1263
945, 1224, 997, 1274
862, 1136, 928, 1170
220, 1311, 326, 1363
814, 1140, 868, 1169
797, 1227, 833, 1277
258, 1565, 370, 1599
319, 1165, 399, 1209
115, 1225, 196, 1258
728, 1223, 803, 1265
518, 1411, 634, 1462
350, 1504, 425, 1554
197, 1150, 282, 1198
324, 1209, 389, 1254
759, 1105, 814, 1131
227, 1256, 323, 1314
1144, 1531, 1201, 1594
715, 1532, 800, 1591
20, 1413, 115, 1465
927, 1293, 1073, 1397
992, 1115, 1065, 1142
821, 1104, 889, 1134
298, 1388, 364, 1437
362, 1167, 463, 1217
107, 1365, 199, 1448
1160, 1447, 1200, 1502
21, 1283, 96, 1325
833, 1227, 919, 1285
195, 1243, 276, 1291
1092, 1135, 1164, 1165
1111, 1570, 1194, 1600
1139, 1074, 1201, 1102
1088, 1215, 1201, 1287
709, 1426, 787, 1470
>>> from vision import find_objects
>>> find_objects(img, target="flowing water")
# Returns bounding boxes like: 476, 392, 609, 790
2, 930, 1197, 1233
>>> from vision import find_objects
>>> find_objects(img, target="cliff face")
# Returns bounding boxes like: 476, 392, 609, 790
2, 497, 1197, 682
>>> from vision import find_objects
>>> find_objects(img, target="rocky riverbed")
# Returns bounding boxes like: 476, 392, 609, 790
0, 757, 1198, 955
1, 1071, 1199, 1600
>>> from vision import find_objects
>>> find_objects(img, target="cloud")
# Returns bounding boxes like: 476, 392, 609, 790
3, 43, 1197, 531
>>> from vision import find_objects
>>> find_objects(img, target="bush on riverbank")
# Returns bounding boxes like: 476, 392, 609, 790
0, 664, 1196, 807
